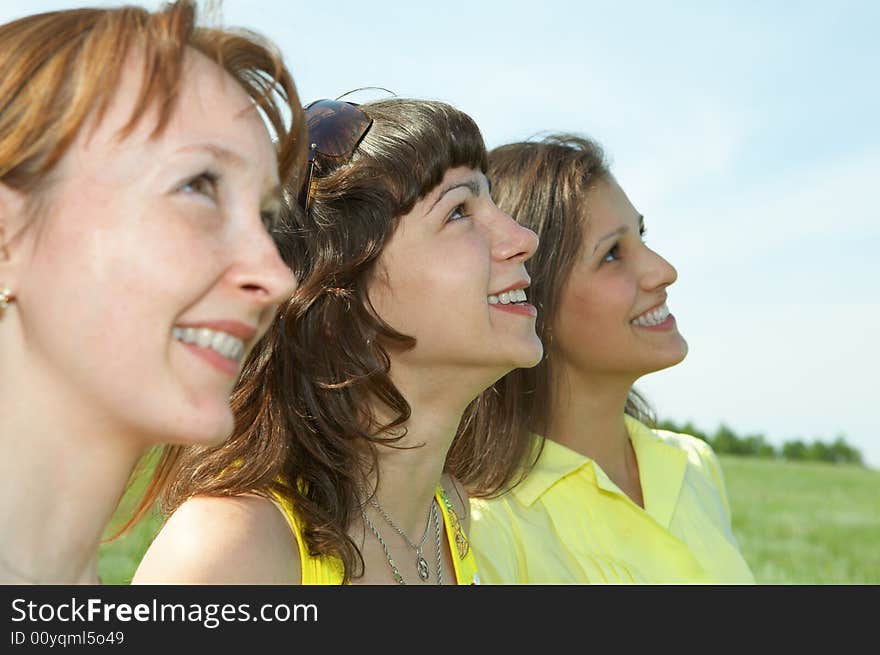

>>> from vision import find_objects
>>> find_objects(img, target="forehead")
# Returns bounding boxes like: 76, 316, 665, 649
422, 166, 487, 202
583, 177, 639, 237
77, 46, 275, 175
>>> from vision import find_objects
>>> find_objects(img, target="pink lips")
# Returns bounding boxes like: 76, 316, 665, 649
180, 342, 241, 376
490, 302, 538, 317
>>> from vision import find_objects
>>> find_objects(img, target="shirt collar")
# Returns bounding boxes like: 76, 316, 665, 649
511, 416, 689, 529
511, 437, 593, 507
625, 415, 688, 528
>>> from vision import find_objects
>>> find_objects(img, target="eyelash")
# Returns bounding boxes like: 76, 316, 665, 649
602, 227, 648, 263
447, 204, 468, 223
180, 170, 220, 199
602, 243, 621, 263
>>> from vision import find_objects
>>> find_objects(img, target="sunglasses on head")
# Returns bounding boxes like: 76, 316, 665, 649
297, 99, 374, 215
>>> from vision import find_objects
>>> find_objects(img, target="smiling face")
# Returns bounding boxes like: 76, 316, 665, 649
367, 166, 543, 387
6, 48, 296, 447
552, 177, 688, 382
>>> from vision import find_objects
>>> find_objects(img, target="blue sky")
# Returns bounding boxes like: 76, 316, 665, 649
4, 1, 879, 466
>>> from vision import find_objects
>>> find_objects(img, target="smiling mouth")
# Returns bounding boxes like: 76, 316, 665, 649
488, 288, 528, 305
631, 302, 671, 327
172, 326, 245, 362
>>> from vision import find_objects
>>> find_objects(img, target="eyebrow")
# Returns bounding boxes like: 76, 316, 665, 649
429, 177, 483, 212
591, 226, 628, 255
177, 143, 248, 169
178, 143, 282, 204
590, 214, 645, 255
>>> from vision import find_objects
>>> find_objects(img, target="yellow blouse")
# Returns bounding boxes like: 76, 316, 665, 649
273, 486, 481, 585
469, 415, 755, 584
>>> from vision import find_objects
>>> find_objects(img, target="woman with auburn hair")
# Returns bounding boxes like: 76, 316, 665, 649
457, 135, 755, 584
0, 0, 306, 584
133, 96, 543, 585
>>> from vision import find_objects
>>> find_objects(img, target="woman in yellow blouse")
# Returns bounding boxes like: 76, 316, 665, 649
454, 135, 755, 583
132, 98, 542, 585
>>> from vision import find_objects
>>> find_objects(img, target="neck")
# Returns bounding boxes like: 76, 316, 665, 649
365, 361, 482, 536
547, 361, 641, 496
0, 367, 145, 585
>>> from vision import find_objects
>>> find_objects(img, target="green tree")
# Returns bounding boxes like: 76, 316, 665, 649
712, 424, 745, 455
782, 440, 808, 461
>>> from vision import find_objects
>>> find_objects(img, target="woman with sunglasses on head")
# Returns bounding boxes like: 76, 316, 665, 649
0, 0, 305, 584
456, 135, 755, 584
132, 97, 543, 585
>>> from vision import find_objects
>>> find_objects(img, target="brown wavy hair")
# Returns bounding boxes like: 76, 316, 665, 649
153, 98, 490, 583
450, 134, 655, 497
2, 0, 308, 538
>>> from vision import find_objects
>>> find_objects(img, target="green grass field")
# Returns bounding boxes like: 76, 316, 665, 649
97, 455, 880, 585
720, 456, 879, 584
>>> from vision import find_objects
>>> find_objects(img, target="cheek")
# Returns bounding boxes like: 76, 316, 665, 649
553, 274, 634, 353
26, 192, 227, 336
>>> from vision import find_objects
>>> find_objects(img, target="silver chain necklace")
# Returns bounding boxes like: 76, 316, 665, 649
361, 498, 444, 585
368, 495, 432, 581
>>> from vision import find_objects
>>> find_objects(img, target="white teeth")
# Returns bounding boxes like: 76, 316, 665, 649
488, 288, 528, 305
632, 303, 670, 327
210, 331, 227, 352
196, 328, 212, 348
173, 326, 246, 362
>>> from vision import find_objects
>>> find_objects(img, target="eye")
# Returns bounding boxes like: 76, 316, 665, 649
640, 225, 648, 242
179, 171, 220, 199
602, 242, 620, 263
447, 204, 468, 223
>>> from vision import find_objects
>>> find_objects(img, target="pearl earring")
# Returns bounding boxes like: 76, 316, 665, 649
0, 286, 13, 315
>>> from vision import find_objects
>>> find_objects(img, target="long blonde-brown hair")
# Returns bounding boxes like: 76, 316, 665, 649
450, 135, 655, 497
0, 0, 306, 536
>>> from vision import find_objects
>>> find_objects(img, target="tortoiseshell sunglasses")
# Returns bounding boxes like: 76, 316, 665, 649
297, 99, 374, 215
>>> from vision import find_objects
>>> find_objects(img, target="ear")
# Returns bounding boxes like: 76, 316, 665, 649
0, 182, 28, 286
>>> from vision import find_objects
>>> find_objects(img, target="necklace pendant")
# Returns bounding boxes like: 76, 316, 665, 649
455, 530, 469, 559
416, 554, 430, 581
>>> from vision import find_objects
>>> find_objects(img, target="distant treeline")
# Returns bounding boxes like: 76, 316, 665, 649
655, 419, 864, 466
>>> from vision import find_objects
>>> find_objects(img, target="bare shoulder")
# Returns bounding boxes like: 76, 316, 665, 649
132, 494, 301, 585
441, 473, 471, 531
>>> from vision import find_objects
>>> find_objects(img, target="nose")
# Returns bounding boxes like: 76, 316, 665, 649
227, 222, 298, 309
639, 246, 678, 291
491, 207, 539, 263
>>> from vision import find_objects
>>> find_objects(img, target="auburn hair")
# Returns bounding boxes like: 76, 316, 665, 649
0, 1, 305, 195
1, 0, 306, 538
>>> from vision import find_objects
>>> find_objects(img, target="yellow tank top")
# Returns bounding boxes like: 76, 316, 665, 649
272, 485, 481, 585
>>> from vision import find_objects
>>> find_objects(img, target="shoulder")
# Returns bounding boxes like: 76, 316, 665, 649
648, 426, 730, 505
132, 494, 301, 585
652, 427, 721, 468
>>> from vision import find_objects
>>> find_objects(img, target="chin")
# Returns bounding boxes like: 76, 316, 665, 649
650, 346, 688, 373
503, 338, 545, 370
157, 410, 235, 448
